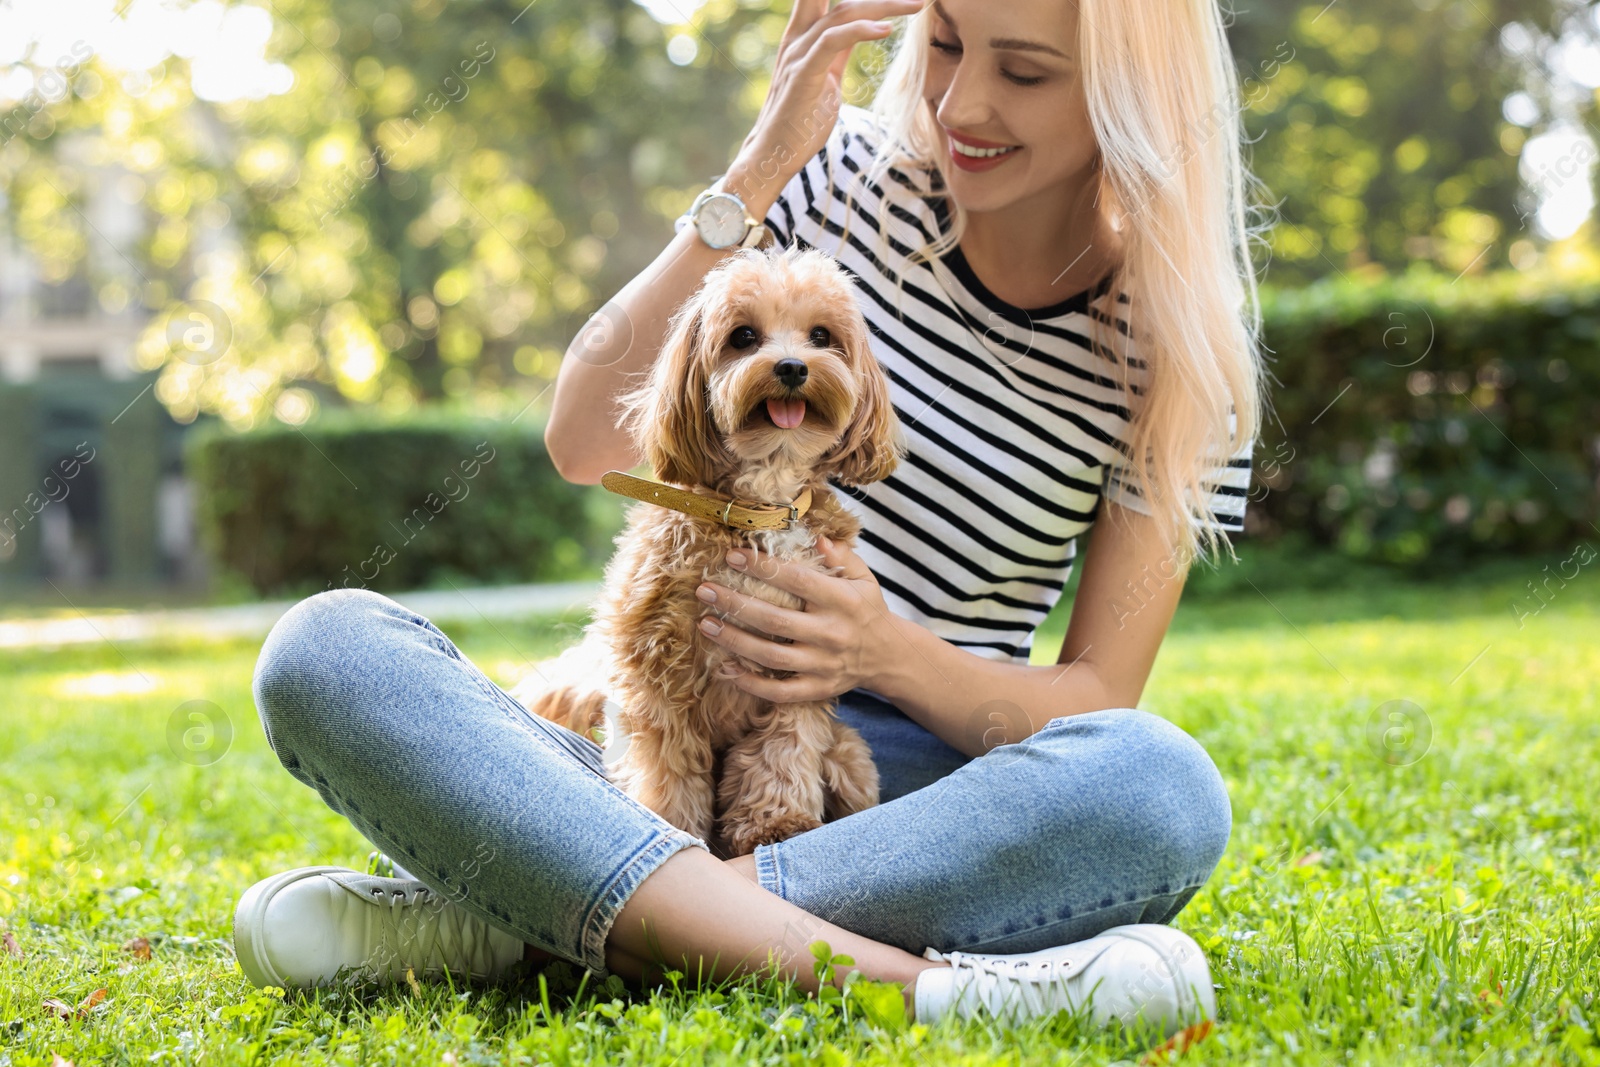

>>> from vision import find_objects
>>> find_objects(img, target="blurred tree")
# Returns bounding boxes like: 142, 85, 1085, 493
0, 0, 1594, 424
2, 0, 825, 426
1226, 0, 1588, 285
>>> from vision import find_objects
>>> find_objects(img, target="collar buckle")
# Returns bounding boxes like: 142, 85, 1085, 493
600, 470, 811, 532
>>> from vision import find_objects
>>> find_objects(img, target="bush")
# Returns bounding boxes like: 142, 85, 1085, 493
1250, 265, 1600, 572
188, 410, 625, 595
190, 266, 1600, 597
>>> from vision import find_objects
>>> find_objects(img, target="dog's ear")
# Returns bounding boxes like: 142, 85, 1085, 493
824, 318, 903, 487
618, 290, 725, 487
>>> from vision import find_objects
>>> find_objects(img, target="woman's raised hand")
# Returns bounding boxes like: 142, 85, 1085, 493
729, 0, 924, 216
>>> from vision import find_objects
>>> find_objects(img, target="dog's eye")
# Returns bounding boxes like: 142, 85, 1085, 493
808, 326, 832, 349
728, 326, 759, 350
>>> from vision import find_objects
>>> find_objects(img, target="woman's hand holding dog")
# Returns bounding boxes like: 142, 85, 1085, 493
695, 536, 896, 703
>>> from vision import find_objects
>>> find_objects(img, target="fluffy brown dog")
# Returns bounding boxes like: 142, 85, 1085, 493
520, 246, 903, 856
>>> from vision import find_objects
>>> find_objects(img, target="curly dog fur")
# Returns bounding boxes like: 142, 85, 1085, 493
516, 246, 904, 856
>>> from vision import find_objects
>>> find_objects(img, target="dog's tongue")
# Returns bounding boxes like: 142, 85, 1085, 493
766, 397, 806, 429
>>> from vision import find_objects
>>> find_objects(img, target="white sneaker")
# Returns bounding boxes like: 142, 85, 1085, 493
233, 866, 526, 989
912, 924, 1216, 1035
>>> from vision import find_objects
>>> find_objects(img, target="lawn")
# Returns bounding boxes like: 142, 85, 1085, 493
2, 554, 1597, 1065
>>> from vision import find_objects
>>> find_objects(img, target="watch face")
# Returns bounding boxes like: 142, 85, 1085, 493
699, 194, 746, 248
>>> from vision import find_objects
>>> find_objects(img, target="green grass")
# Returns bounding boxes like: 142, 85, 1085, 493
2, 555, 1598, 1065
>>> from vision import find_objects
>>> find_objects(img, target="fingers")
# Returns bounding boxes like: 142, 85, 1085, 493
790, 0, 922, 65
788, 0, 920, 41
777, 0, 824, 65
752, 0, 922, 203
829, 0, 925, 25
722, 546, 828, 600
699, 612, 807, 674
727, 667, 834, 705
798, 12, 905, 74
698, 580, 825, 645
783, 0, 832, 38
828, 45, 850, 87
815, 534, 873, 580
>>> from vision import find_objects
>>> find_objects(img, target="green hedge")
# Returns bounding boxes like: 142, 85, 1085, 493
189, 267, 1600, 595
187, 411, 625, 596
1251, 266, 1600, 572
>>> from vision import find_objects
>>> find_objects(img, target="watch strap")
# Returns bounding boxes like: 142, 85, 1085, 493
738, 218, 768, 248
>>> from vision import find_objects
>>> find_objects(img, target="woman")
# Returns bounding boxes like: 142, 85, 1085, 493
235, 0, 1265, 1032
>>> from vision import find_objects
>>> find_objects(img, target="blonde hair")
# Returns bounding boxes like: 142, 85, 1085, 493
811, 0, 1269, 566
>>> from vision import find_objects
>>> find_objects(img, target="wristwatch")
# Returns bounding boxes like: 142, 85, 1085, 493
675, 187, 767, 250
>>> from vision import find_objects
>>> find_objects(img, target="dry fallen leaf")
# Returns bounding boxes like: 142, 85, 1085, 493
51, 1054, 74, 1067
122, 937, 152, 960
41, 989, 108, 1022
405, 967, 423, 998
1140, 1019, 1215, 1065
2, 931, 23, 960
41, 1000, 75, 1021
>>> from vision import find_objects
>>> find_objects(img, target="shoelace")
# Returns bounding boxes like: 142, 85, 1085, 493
945, 951, 1078, 1018
366, 886, 500, 978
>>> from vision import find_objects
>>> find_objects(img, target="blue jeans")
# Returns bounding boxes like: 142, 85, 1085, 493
253, 588, 1232, 975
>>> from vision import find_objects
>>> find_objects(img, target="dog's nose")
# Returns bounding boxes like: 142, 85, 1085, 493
773, 358, 808, 388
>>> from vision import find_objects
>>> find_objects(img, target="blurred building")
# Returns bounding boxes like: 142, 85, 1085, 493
0, 202, 199, 592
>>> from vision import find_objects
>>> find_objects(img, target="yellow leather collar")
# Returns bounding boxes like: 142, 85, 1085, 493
601, 470, 813, 531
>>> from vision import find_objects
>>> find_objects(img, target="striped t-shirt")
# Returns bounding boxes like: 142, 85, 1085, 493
759, 104, 1252, 665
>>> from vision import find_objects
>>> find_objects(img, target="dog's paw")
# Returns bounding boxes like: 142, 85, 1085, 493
720, 813, 823, 857
526, 684, 608, 741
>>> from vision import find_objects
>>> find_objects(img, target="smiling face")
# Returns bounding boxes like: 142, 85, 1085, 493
921, 0, 1098, 216
630, 248, 900, 494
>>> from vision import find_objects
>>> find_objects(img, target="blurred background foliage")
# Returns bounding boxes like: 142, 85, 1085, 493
186, 409, 625, 594
3, 0, 1600, 594
180, 265, 1600, 594
5, 0, 1600, 426
1249, 263, 1600, 569
1227, 0, 1584, 282
4, 0, 803, 427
